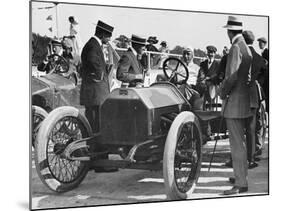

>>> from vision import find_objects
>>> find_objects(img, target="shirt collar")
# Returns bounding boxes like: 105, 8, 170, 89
231, 34, 242, 44
93, 35, 102, 46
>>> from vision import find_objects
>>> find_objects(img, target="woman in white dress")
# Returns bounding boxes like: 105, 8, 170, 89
68, 16, 83, 56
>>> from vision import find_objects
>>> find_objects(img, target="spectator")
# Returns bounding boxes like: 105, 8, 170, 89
68, 16, 83, 55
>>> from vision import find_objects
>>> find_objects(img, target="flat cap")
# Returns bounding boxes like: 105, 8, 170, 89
183, 46, 194, 53
206, 45, 217, 53
257, 37, 267, 43
242, 30, 255, 44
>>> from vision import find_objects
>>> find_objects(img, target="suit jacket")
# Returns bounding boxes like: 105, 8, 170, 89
197, 59, 220, 84
80, 37, 109, 106
116, 49, 144, 86
220, 35, 253, 119
248, 46, 267, 108
196, 59, 220, 97
262, 48, 269, 62
216, 54, 228, 84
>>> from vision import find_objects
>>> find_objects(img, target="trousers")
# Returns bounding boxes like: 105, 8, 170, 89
85, 105, 100, 133
226, 118, 249, 187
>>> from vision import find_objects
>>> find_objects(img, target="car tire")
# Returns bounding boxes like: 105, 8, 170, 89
34, 106, 92, 193
163, 111, 202, 200
32, 106, 48, 148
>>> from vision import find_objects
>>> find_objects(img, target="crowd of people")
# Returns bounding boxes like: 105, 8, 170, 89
36, 15, 269, 195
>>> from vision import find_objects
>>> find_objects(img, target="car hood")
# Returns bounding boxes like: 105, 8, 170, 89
32, 77, 51, 95
32, 74, 75, 95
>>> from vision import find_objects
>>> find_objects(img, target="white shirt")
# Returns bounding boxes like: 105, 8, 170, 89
178, 61, 200, 85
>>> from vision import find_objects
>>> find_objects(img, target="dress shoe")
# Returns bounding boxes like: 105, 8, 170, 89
224, 160, 233, 168
223, 186, 248, 195
228, 177, 235, 184
248, 161, 258, 169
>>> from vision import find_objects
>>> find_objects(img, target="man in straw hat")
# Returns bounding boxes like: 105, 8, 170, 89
219, 16, 253, 195
116, 34, 147, 87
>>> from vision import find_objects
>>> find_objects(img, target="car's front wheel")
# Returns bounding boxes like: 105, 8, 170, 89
32, 106, 48, 148
163, 111, 202, 200
34, 106, 92, 193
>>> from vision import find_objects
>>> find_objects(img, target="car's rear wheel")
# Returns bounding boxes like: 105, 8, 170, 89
32, 106, 48, 148
34, 106, 92, 193
163, 111, 202, 200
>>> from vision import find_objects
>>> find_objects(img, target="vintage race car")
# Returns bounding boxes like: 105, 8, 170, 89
34, 57, 228, 199
31, 55, 83, 147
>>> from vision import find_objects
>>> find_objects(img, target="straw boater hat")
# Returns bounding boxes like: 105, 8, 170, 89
223, 16, 243, 30
131, 34, 146, 46
96, 20, 114, 36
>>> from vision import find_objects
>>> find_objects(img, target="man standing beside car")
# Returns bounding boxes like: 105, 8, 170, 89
219, 16, 253, 195
80, 20, 114, 133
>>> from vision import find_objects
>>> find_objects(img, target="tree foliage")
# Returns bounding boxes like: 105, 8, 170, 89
32, 33, 52, 65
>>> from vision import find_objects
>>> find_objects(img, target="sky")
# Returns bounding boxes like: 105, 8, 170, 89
31, 1, 268, 54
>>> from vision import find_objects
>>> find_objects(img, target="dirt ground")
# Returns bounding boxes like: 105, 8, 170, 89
31, 136, 269, 210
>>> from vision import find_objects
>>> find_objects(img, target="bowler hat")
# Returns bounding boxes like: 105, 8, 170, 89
257, 37, 267, 44
206, 45, 217, 53
223, 16, 243, 30
131, 34, 146, 45
147, 36, 158, 44
242, 30, 255, 44
96, 20, 114, 34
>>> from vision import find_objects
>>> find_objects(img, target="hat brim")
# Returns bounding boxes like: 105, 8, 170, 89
131, 40, 146, 45
223, 25, 243, 30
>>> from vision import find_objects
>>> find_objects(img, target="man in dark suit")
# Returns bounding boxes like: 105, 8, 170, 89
80, 20, 114, 133
243, 30, 267, 168
258, 37, 269, 113
258, 37, 269, 62
196, 45, 220, 107
220, 16, 253, 195
116, 35, 147, 87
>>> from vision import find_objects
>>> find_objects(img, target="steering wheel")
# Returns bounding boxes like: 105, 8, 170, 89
47, 54, 69, 74
163, 57, 189, 84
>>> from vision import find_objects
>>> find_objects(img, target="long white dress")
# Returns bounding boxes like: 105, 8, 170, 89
70, 23, 83, 56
